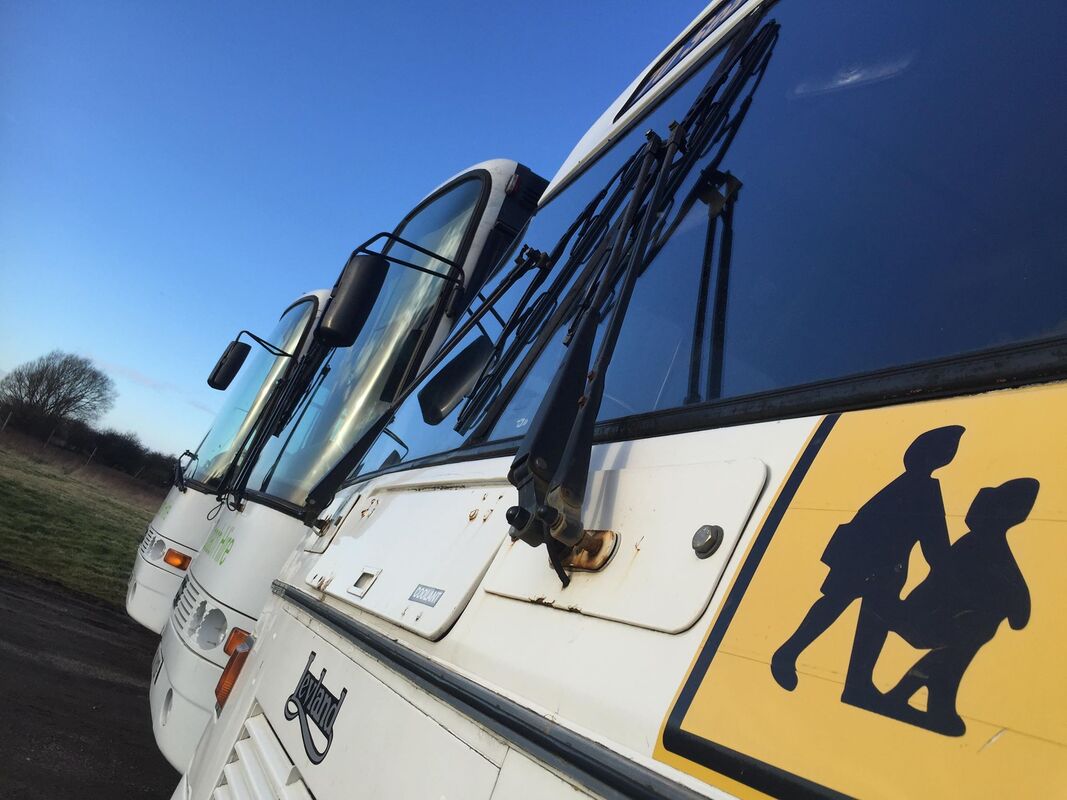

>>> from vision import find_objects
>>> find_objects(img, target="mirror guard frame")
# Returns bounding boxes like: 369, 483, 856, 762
233, 330, 293, 358
347, 231, 465, 288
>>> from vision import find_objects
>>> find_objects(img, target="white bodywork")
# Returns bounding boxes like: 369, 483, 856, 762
127, 486, 224, 633
127, 289, 329, 634
170, 6, 772, 797
173, 415, 819, 800
542, 0, 760, 203
171, 1, 1067, 797
154, 158, 537, 771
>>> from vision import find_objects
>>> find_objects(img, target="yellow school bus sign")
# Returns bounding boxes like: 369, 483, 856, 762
657, 383, 1067, 798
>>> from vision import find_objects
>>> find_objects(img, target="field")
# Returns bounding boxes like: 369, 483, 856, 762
0, 431, 165, 606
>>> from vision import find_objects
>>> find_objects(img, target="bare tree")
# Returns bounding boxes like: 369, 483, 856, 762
0, 351, 116, 427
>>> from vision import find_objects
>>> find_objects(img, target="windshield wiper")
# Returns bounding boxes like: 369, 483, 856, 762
504, 130, 674, 585
300, 17, 777, 525
503, 15, 779, 586
455, 150, 649, 435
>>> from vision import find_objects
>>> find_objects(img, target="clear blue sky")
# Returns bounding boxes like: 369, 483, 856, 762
0, 1, 703, 454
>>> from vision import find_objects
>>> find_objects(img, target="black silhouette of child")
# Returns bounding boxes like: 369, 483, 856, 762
771, 425, 965, 708
879, 477, 1039, 736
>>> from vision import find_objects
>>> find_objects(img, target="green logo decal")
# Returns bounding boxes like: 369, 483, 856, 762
204, 523, 236, 565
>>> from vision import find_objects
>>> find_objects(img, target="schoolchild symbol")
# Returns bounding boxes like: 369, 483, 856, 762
770, 426, 1039, 736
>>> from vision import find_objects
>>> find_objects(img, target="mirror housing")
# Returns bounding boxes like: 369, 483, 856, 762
207, 340, 251, 390
417, 334, 495, 425
317, 253, 390, 347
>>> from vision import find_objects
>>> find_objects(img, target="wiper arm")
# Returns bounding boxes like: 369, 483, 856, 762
505, 130, 673, 585
687, 170, 740, 404
456, 151, 649, 435
173, 449, 197, 492
249, 359, 332, 499
503, 16, 779, 586
298, 22, 779, 522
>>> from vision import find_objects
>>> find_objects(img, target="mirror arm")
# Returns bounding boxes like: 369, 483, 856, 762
351, 232, 464, 287
235, 330, 293, 358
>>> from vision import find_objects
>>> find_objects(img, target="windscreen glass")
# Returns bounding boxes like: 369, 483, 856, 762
353, 0, 1067, 478
247, 176, 485, 504
186, 299, 315, 488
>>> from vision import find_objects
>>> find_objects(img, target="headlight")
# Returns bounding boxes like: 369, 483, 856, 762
195, 608, 227, 650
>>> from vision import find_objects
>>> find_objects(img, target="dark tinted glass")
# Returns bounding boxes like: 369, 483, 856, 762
355, 0, 1067, 476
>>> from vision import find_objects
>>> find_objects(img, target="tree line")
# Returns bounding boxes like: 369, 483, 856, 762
0, 350, 176, 486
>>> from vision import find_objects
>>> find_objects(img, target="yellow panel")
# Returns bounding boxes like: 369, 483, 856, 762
655, 383, 1067, 798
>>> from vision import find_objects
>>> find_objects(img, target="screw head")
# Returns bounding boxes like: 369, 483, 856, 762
692, 525, 724, 559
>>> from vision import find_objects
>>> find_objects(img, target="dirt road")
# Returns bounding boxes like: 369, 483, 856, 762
0, 565, 179, 799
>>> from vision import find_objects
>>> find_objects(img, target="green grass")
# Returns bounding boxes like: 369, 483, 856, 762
0, 437, 161, 606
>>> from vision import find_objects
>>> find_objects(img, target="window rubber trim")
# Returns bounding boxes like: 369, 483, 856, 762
240, 488, 306, 520
341, 334, 1067, 489
273, 581, 709, 800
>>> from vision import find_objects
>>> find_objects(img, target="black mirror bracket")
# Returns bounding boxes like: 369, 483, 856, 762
352, 231, 465, 287
235, 330, 293, 358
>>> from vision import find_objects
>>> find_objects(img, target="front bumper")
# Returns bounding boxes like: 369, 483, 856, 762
169, 774, 189, 800
150, 620, 223, 772
127, 554, 185, 634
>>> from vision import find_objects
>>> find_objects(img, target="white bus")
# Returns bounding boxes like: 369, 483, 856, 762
176, 2, 1067, 798
152, 159, 547, 770
126, 289, 327, 634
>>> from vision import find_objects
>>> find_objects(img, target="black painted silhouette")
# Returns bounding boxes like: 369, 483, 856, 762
771, 426, 965, 706
880, 478, 1039, 735
770, 425, 1039, 737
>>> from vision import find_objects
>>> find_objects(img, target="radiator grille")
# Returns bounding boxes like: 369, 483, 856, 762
172, 575, 202, 631
213, 713, 312, 800
138, 527, 154, 556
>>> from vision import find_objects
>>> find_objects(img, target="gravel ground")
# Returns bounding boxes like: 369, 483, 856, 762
0, 564, 179, 799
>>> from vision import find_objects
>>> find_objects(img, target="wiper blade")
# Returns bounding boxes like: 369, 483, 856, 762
455, 150, 649, 435
504, 15, 779, 586
506, 131, 671, 585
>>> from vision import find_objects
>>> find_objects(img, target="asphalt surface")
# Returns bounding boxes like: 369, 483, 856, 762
0, 565, 179, 799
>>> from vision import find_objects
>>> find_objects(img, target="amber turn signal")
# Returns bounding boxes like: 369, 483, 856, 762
163, 548, 192, 570
223, 627, 251, 656
215, 635, 254, 712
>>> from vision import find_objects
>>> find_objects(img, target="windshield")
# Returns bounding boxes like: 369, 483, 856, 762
246, 175, 487, 505
185, 298, 316, 489
352, 0, 1067, 480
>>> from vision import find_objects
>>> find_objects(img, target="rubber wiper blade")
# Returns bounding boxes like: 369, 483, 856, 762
455, 151, 648, 436
505, 132, 668, 585
502, 15, 780, 587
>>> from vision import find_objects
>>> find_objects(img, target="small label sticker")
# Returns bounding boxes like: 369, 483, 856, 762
409, 584, 445, 607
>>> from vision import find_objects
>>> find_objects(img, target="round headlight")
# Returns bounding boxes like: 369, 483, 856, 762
196, 608, 228, 650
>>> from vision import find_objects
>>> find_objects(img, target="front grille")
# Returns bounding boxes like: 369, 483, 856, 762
213, 713, 312, 800
138, 527, 154, 555
172, 575, 203, 631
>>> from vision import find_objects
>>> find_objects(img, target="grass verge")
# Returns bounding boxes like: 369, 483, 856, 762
0, 436, 162, 606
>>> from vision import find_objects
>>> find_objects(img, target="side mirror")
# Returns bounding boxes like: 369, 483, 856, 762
317, 253, 390, 348
417, 334, 495, 425
207, 340, 251, 390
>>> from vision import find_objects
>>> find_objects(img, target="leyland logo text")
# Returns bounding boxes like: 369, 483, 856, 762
283, 652, 347, 764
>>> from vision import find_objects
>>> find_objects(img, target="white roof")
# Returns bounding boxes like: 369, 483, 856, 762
542, 0, 761, 203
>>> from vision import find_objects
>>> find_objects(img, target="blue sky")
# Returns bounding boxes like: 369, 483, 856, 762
0, 1, 703, 454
